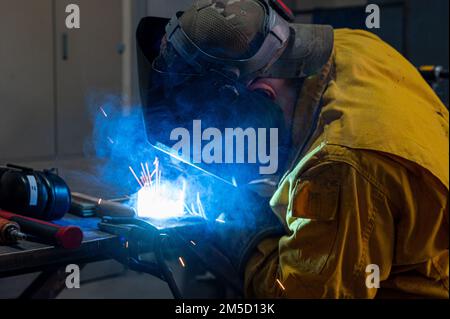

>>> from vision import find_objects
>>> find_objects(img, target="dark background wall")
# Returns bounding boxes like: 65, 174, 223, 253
407, 0, 448, 105
288, 0, 449, 106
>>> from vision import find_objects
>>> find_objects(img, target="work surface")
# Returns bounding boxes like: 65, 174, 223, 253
0, 157, 125, 277
0, 214, 116, 276
0, 157, 242, 298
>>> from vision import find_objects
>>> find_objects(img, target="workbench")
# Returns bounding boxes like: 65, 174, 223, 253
0, 158, 130, 298
0, 158, 230, 299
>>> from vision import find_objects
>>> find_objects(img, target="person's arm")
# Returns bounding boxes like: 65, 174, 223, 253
245, 161, 395, 298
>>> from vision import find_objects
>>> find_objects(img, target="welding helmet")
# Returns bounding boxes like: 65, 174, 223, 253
136, 0, 333, 181
137, 0, 334, 92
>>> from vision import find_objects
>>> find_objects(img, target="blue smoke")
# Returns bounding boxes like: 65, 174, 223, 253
87, 95, 156, 195
85, 93, 273, 231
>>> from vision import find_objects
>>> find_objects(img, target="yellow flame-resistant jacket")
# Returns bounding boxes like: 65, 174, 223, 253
245, 29, 449, 299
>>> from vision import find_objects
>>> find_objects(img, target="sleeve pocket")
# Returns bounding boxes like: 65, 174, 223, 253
290, 165, 341, 221
281, 165, 342, 276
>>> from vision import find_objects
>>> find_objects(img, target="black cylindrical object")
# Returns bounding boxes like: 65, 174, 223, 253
0, 165, 71, 221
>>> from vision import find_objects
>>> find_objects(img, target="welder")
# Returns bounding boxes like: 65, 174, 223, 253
138, 0, 449, 298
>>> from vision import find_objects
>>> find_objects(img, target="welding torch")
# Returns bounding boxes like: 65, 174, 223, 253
98, 215, 210, 299
92, 142, 260, 298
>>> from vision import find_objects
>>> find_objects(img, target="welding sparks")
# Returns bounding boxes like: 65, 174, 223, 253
99, 107, 108, 118
129, 158, 207, 220
215, 213, 226, 224
129, 166, 144, 188
137, 184, 185, 220
178, 257, 186, 268
276, 279, 286, 291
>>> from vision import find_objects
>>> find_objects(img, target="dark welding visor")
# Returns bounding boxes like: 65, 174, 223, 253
136, 16, 170, 110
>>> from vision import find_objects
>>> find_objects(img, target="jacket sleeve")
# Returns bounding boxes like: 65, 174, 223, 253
244, 161, 396, 298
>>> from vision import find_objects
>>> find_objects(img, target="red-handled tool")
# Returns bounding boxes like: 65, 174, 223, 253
0, 210, 83, 249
